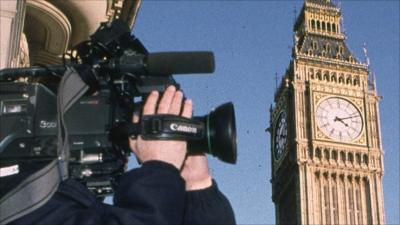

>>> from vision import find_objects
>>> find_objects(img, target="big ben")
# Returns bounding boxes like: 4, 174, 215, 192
269, 0, 385, 224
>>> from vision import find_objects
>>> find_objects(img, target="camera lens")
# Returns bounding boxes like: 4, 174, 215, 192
188, 102, 237, 164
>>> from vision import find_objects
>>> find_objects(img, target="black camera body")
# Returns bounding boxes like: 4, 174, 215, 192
0, 81, 125, 196
0, 20, 236, 199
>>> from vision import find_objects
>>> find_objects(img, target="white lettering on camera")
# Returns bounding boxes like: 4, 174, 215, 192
170, 123, 197, 134
0, 165, 19, 177
40, 120, 57, 129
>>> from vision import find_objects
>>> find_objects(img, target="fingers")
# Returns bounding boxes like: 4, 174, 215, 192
129, 112, 140, 146
143, 91, 159, 115
157, 86, 176, 114
181, 99, 193, 118
143, 86, 188, 116
141, 85, 191, 119
169, 90, 184, 114
132, 111, 140, 123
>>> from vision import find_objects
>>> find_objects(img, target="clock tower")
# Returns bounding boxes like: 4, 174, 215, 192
269, 0, 385, 224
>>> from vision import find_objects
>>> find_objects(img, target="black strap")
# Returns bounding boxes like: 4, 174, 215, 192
0, 67, 89, 224
110, 122, 141, 141
75, 64, 99, 92
0, 160, 60, 225
110, 115, 205, 141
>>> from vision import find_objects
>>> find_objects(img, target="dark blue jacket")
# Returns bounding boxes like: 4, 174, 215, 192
9, 161, 236, 225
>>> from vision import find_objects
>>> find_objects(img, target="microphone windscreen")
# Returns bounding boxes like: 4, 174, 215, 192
147, 52, 215, 75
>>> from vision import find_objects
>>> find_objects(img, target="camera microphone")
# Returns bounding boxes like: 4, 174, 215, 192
0, 52, 215, 80
147, 51, 215, 75
108, 51, 215, 76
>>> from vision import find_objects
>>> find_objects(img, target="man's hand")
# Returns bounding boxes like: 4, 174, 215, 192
181, 155, 213, 190
129, 86, 193, 169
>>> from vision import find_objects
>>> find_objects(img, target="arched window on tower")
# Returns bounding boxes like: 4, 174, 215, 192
316, 70, 322, 80
348, 55, 354, 63
311, 20, 316, 30
332, 150, 338, 161
331, 72, 337, 82
348, 152, 354, 164
327, 22, 331, 32
317, 21, 321, 30
340, 151, 346, 163
354, 77, 360, 86
309, 68, 315, 79
363, 154, 369, 165
324, 149, 330, 160
339, 75, 345, 84
312, 41, 318, 50
316, 148, 322, 160
322, 21, 326, 31
326, 43, 332, 53
346, 76, 352, 85
338, 45, 344, 54
323, 71, 329, 81
332, 23, 337, 33
356, 153, 362, 165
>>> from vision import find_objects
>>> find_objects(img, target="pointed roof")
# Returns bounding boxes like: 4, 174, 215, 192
296, 34, 358, 63
292, 0, 361, 64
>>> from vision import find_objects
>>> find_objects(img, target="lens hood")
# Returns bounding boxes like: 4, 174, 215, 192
189, 102, 237, 164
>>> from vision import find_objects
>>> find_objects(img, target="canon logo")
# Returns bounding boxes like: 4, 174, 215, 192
170, 123, 198, 134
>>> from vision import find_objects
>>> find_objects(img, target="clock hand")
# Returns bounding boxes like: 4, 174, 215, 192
338, 115, 360, 120
334, 116, 349, 127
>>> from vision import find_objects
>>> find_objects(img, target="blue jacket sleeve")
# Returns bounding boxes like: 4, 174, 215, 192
9, 161, 235, 225
9, 161, 186, 225
183, 180, 236, 225
111, 160, 186, 224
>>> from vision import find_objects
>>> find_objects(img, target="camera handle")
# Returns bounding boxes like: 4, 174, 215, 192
111, 115, 205, 141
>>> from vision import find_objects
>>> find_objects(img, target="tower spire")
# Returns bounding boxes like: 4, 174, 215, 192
363, 42, 378, 91
363, 42, 371, 68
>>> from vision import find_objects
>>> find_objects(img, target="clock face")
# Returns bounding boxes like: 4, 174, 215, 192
316, 97, 363, 142
274, 111, 287, 160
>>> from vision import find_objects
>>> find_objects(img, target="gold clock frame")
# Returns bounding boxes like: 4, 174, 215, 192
312, 92, 367, 146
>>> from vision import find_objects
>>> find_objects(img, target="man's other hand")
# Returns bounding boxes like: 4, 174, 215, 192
181, 155, 213, 190
129, 86, 193, 170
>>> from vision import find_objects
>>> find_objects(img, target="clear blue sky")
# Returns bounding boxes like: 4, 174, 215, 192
128, 1, 399, 224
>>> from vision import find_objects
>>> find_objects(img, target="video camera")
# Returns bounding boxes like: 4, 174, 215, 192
0, 20, 237, 197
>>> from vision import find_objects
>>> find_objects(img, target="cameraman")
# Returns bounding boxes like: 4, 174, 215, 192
10, 86, 236, 225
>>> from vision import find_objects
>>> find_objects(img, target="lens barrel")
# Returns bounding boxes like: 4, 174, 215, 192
188, 102, 237, 164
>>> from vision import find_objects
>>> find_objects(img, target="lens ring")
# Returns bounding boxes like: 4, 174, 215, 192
206, 114, 213, 155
